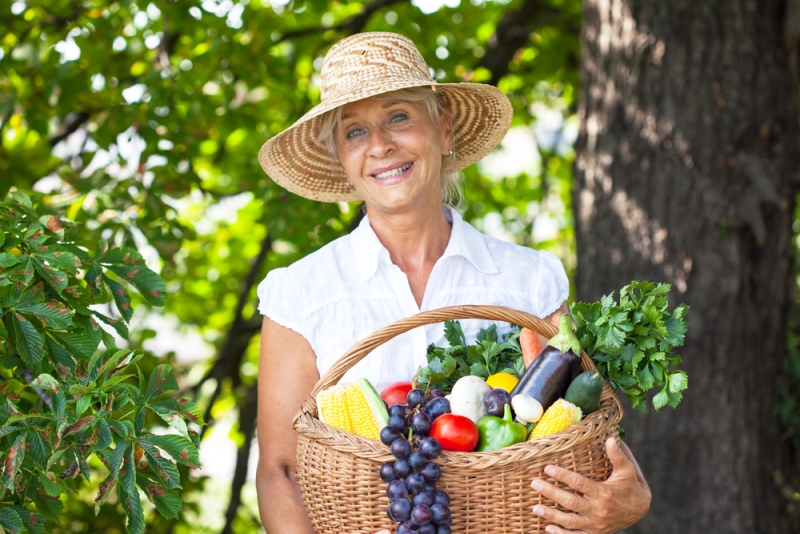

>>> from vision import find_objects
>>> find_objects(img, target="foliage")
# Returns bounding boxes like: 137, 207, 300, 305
1, 0, 581, 530
419, 320, 524, 392
0, 192, 203, 534
569, 281, 689, 412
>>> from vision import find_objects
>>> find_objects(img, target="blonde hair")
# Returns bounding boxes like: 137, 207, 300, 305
316, 87, 463, 206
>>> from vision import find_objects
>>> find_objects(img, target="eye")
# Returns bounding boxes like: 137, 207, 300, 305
390, 113, 407, 123
345, 127, 364, 140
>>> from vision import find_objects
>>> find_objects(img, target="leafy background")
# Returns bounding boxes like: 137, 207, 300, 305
0, 0, 798, 532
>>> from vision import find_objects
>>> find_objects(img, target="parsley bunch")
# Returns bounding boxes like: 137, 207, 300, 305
418, 321, 525, 392
569, 281, 689, 412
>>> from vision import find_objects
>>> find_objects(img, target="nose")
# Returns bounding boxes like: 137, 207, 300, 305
367, 124, 396, 157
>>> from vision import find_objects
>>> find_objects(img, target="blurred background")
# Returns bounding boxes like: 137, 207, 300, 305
1, 0, 799, 532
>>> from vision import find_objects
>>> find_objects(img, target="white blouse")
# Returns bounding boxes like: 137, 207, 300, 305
257, 207, 569, 391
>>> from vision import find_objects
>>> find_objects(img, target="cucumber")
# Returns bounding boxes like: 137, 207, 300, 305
564, 371, 603, 415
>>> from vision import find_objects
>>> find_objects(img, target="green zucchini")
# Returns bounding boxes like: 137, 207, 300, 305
564, 371, 604, 415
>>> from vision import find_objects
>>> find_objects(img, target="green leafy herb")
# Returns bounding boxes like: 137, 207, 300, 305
569, 280, 690, 412
418, 320, 524, 392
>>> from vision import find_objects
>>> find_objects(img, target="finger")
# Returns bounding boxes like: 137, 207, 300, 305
606, 437, 635, 475
541, 464, 600, 499
542, 524, 589, 534
532, 503, 589, 532
531, 478, 590, 513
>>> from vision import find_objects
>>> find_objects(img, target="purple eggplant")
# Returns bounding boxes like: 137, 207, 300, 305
509, 316, 582, 411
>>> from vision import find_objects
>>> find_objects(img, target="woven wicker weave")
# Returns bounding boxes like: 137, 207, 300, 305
292, 305, 623, 533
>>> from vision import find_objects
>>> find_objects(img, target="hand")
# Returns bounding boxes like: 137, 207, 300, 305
529, 437, 651, 533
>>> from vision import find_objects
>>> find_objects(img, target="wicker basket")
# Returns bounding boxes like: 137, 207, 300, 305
292, 305, 623, 533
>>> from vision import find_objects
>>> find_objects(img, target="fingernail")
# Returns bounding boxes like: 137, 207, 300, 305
545, 527, 556, 534
532, 480, 544, 492
534, 505, 545, 517
544, 466, 556, 477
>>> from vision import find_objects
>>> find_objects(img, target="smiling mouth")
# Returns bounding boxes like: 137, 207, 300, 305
373, 163, 412, 179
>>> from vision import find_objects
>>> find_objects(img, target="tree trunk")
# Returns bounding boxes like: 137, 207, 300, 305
574, 1, 800, 532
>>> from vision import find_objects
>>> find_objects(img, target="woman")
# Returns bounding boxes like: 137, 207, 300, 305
255, 32, 651, 533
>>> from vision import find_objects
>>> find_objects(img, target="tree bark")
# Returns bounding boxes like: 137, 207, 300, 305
574, 1, 800, 532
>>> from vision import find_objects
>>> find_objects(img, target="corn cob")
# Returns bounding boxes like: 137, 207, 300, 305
316, 378, 389, 440
528, 399, 582, 439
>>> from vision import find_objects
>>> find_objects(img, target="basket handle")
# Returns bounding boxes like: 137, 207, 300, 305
308, 304, 593, 398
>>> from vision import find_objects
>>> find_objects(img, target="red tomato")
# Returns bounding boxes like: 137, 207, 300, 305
429, 414, 479, 452
380, 381, 412, 407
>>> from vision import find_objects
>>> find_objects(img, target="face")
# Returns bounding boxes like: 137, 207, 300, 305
334, 97, 453, 214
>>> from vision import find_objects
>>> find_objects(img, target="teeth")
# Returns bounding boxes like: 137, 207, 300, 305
374, 163, 411, 179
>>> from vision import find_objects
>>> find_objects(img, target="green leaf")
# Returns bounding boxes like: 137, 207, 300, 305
14, 505, 44, 534
30, 483, 63, 522
16, 300, 73, 330
652, 387, 669, 411
32, 261, 68, 294
149, 488, 183, 520
668, 371, 688, 393
27, 430, 50, 465
0, 507, 26, 534
93, 310, 130, 340
119, 445, 146, 534
46, 331, 97, 361
443, 320, 466, 348
76, 395, 93, 417
8, 255, 34, 284
146, 365, 179, 399
33, 249, 80, 274
139, 441, 182, 489
29, 373, 59, 391
46, 448, 67, 470
95, 349, 138, 379
150, 399, 205, 426
0, 252, 21, 268
97, 247, 166, 306
0, 424, 22, 438
12, 312, 46, 365
38, 472, 65, 497
103, 278, 133, 323
139, 434, 200, 469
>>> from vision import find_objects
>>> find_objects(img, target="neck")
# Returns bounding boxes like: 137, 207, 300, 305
366, 201, 452, 272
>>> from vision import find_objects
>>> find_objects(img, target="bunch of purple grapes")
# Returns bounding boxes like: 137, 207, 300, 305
379, 388, 452, 534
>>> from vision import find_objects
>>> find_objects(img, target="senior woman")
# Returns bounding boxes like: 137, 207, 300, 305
255, 32, 650, 533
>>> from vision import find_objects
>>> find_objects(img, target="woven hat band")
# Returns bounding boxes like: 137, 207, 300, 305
320, 34, 433, 101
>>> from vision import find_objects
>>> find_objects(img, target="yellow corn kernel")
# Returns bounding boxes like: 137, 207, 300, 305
317, 385, 352, 433
316, 379, 389, 440
345, 383, 381, 440
528, 399, 582, 439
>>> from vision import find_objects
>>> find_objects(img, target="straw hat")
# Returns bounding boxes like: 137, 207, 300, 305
257, 32, 513, 202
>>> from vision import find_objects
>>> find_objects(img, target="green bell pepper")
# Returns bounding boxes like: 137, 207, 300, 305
476, 404, 528, 452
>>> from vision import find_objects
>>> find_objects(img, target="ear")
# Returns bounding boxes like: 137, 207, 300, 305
439, 107, 454, 155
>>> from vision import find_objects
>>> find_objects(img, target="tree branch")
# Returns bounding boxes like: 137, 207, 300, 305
220, 383, 259, 534
277, 0, 408, 42
479, 0, 571, 86
20, 369, 53, 410
49, 111, 91, 147
193, 230, 272, 437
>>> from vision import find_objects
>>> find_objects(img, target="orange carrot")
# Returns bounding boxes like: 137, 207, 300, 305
520, 327, 542, 368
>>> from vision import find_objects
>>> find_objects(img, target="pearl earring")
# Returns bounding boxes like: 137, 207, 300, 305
448, 149, 454, 157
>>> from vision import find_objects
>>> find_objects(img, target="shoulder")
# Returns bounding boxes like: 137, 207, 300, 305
257, 232, 354, 314
462, 222, 569, 317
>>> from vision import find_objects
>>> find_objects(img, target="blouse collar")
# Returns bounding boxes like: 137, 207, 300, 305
349, 206, 499, 281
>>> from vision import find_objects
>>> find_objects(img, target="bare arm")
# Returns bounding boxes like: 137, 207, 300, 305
256, 316, 319, 534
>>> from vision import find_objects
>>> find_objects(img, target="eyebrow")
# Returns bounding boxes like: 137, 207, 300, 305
341, 101, 405, 121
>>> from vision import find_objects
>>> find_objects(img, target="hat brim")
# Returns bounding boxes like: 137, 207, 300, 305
258, 81, 513, 202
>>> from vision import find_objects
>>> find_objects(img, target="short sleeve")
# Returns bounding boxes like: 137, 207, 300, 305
257, 268, 314, 350
533, 250, 570, 317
